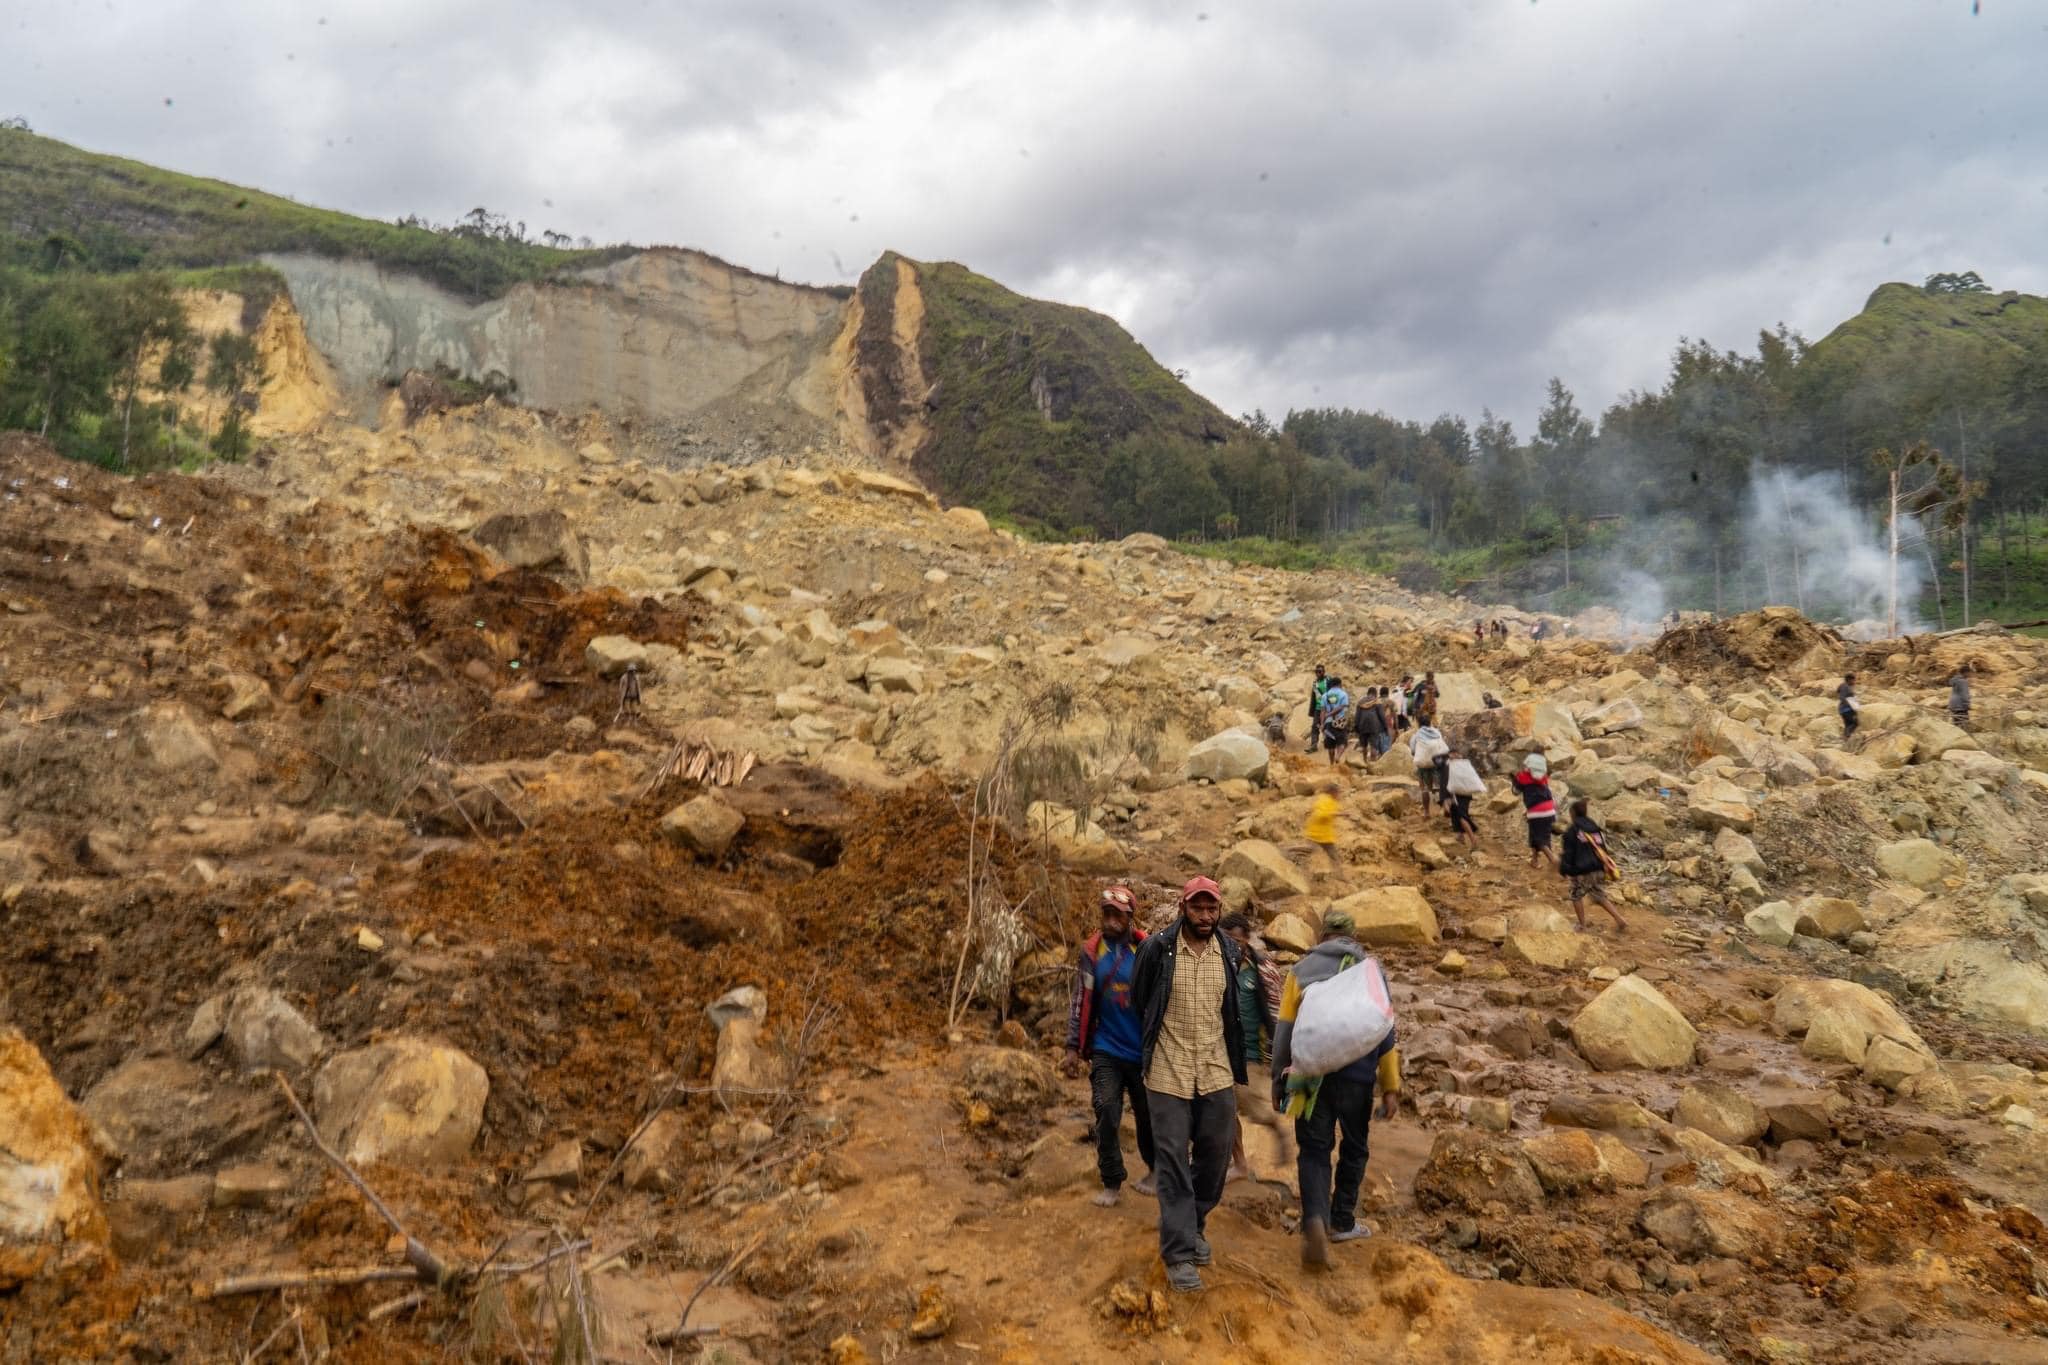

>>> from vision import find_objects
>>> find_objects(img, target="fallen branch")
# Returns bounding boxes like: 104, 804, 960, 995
652, 1228, 767, 1346
206, 1266, 421, 1298
364, 1290, 430, 1323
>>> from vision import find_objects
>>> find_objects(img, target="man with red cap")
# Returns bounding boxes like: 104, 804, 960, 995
1063, 884, 1155, 1206
1131, 876, 1249, 1293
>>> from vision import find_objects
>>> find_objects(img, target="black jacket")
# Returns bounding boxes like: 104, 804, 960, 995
1559, 816, 1606, 876
1130, 919, 1250, 1091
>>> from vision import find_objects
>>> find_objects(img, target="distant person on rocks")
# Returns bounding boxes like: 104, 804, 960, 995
1559, 799, 1627, 933
1474, 620, 1485, 645
1949, 666, 1972, 730
1443, 747, 1486, 850
1415, 671, 1440, 727
1353, 683, 1389, 758
1408, 720, 1449, 815
1531, 620, 1547, 642
1391, 676, 1411, 733
1263, 712, 1289, 745
1220, 912, 1287, 1183
1268, 909, 1400, 1269
1372, 688, 1397, 756
1304, 782, 1342, 873
1837, 673, 1861, 742
1130, 878, 1248, 1294
1063, 886, 1155, 1207
1319, 678, 1352, 764
1307, 665, 1331, 754
1511, 753, 1559, 869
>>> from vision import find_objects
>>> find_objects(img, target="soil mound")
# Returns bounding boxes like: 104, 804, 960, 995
1651, 605, 1843, 679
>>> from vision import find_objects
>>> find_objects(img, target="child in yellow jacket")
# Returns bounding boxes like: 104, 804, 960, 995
1304, 783, 1341, 875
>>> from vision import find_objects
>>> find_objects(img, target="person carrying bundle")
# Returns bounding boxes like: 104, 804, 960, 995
1442, 747, 1485, 849
1558, 799, 1627, 932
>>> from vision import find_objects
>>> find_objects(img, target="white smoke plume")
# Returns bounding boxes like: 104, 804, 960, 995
1743, 466, 1928, 634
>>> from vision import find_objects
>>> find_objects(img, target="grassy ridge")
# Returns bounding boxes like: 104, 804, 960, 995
0, 128, 624, 300
897, 256, 1236, 526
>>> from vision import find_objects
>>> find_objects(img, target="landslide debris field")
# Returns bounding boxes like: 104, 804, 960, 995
10, 408, 2048, 1365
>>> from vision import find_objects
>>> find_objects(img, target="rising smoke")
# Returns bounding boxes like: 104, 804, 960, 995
1576, 466, 1929, 636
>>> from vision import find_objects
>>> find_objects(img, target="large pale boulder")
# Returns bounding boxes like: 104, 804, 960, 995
1220, 839, 1310, 899
1814, 748, 1881, 781
313, 1039, 488, 1167
1639, 1187, 1780, 1262
1502, 931, 1603, 971
1095, 634, 1159, 669
1569, 976, 1698, 1071
1862, 1037, 1937, 1091
1431, 672, 1494, 716
473, 509, 587, 579
1770, 978, 1932, 1063
1328, 885, 1439, 945
1669, 1127, 1778, 1191
1685, 777, 1753, 832
661, 794, 745, 859
1581, 698, 1644, 737
1743, 901, 1798, 947
1413, 1130, 1544, 1213
585, 635, 649, 679
1, 1029, 110, 1266
1182, 731, 1270, 785
1713, 828, 1764, 875
1673, 1082, 1767, 1147
1876, 838, 1949, 888
1792, 896, 1866, 942
1755, 743, 1818, 788
1025, 802, 1123, 872
954, 1047, 1057, 1115
1261, 912, 1317, 955
1519, 1128, 1648, 1195
219, 987, 327, 1074
1510, 701, 1582, 746
863, 656, 926, 695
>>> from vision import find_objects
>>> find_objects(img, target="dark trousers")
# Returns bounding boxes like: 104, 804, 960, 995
1295, 1073, 1376, 1233
1089, 1056, 1154, 1189
1841, 708, 1858, 739
1447, 793, 1477, 835
1146, 1086, 1237, 1266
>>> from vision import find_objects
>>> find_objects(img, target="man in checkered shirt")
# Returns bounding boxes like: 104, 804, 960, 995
1130, 876, 1250, 1294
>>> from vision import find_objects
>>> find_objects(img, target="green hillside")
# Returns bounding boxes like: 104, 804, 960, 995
858, 253, 1243, 535
0, 127, 621, 300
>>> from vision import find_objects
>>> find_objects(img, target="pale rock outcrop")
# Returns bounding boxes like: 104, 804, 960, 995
1570, 976, 1698, 1071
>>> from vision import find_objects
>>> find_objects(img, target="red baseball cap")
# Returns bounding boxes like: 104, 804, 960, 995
1099, 885, 1136, 910
1180, 876, 1222, 903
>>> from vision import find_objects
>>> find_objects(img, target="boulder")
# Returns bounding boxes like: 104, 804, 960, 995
1814, 748, 1880, 782
1670, 1127, 1778, 1191
1262, 912, 1317, 955
1182, 731, 1270, 785
1540, 1094, 1667, 1134
1743, 902, 1798, 947
1571, 767, 1624, 800
1412, 1129, 1544, 1213
585, 635, 649, 679
707, 987, 777, 1092
1502, 931, 1603, 972
1712, 829, 1764, 876
944, 506, 991, 535
1328, 886, 1440, 946
1673, 1082, 1768, 1147
220, 987, 326, 1074
1519, 1128, 1648, 1195
1756, 744, 1818, 788
1569, 976, 1698, 1071
136, 701, 219, 773
1095, 634, 1159, 669
1792, 896, 1865, 942
862, 657, 926, 695
1024, 802, 1122, 873
1861, 1037, 1936, 1092
0, 1029, 109, 1264
1219, 839, 1310, 899
954, 1047, 1057, 1115
472, 509, 587, 579
1765, 1090, 1848, 1143
313, 1039, 488, 1167
621, 1110, 687, 1192
1581, 698, 1644, 737
1685, 777, 1753, 832
1799, 1009, 1868, 1066
660, 794, 745, 859
1876, 838, 1948, 889
1770, 978, 1933, 1062
1867, 733, 1918, 769
524, 1140, 583, 1188
1638, 1187, 1779, 1262
1213, 675, 1267, 712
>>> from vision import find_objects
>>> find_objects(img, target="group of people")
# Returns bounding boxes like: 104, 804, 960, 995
1470, 619, 1513, 644
1305, 665, 1444, 765
1065, 879, 1401, 1290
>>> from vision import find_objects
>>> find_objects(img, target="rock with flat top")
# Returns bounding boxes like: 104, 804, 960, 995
1639, 1187, 1779, 1261
1519, 1127, 1648, 1195
1329, 886, 1440, 946
1673, 1082, 1767, 1147
585, 635, 649, 679
313, 1039, 488, 1168
1413, 1129, 1544, 1213
1670, 1128, 1777, 1191
661, 794, 745, 859
1569, 976, 1698, 1071
1876, 838, 1948, 888
1220, 839, 1310, 899
473, 509, 587, 579
1182, 731, 1270, 785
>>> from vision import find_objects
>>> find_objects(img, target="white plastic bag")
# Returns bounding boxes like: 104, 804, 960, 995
1289, 958, 1395, 1077
1445, 758, 1486, 795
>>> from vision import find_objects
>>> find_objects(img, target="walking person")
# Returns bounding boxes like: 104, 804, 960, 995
1220, 913, 1288, 1184
1949, 665, 1972, 731
1837, 673, 1860, 744
1306, 665, 1331, 754
1131, 878, 1248, 1294
1319, 677, 1352, 765
1390, 677, 1411, 734
1415, 671, 1440, 728
1559, 799, 1627, 932
1443, 747, 1485, 850
1353, 683, 1388, 759
1408, 720, 1448, 816
1304, 782, 1342, 877
1268, 910, 1401, 1268
1062, 887, 1155, 1206
1510, 753, 1559, 869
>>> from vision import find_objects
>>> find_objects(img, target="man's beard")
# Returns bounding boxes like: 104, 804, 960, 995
1183, 917, 1216, 940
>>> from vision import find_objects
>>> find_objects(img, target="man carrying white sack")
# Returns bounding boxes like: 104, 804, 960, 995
1268, 908, 1402, 1270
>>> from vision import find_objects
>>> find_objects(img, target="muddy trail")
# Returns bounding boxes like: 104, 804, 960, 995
9, 422, 2048, 1363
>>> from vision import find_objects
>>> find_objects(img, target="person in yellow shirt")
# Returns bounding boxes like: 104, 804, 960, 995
1304, 783, 1340, 876
1267, 910, 1401, 1269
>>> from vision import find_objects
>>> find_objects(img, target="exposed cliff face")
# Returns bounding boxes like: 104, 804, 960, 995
266, 249, 851, 431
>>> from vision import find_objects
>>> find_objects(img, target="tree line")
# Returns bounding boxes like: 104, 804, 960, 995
0, 265, 263, 469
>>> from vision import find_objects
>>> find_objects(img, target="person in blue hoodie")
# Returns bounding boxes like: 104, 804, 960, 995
1062, 885, 1154, 1206
1267, 910, 1401, 1269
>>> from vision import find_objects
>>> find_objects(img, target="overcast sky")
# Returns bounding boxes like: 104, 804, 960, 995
12, 0, 2047, 429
